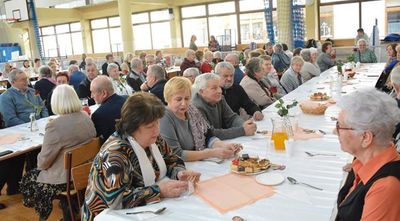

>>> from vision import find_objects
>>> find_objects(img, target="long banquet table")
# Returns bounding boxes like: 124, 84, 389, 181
93, 63, 385, 221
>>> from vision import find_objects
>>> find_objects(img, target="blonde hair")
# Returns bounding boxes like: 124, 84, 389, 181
51, 84, 82, 115
291, 56, 304, 66
164, 77, 192, 102
204, 51, 213, 60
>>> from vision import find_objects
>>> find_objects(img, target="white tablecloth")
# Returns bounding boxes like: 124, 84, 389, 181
94, 63, 385, 221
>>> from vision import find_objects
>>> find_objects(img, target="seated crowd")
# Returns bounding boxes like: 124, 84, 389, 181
0, 36, 399, 221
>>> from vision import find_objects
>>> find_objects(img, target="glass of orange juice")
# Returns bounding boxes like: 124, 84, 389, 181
271, 118, 289, 151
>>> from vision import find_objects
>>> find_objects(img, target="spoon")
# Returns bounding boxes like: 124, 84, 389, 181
126, 207, 167, 215
287, 177, 323, 191
305, 151, 336, 157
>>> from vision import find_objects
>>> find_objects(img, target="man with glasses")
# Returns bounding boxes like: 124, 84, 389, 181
334, 88, 400, 221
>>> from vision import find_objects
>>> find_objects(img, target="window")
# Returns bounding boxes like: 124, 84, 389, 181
181, 5, 206, 18
209, 15, 238, 45
361, 1, 385, 38
182, 18, 208, 47
91, 16, 123, 53
208, 1, 235, 15
239, 0, 264, 12
39, 22, 83, 58
92, 29, 110, 53
131, 9, 172, 50
240, 12, 266, 43
320, 3, 359, 39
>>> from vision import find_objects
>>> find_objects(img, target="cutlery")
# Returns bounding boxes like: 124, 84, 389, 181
305, 151, 336, 157
318, 130, 326, 135
287, 177, 323, 191
126, 207, 166, 215
202, 158, 224, 164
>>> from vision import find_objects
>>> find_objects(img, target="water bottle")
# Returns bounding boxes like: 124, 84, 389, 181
29, 113, 39, 132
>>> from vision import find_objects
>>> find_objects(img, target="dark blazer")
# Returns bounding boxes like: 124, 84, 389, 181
149, 79, 167, 104
126, 70, 145, 92
180, 58, 198, 74
91, 94, 127, 142
78, 78, 95, 106
101, 62, 121, 76
222, 84, 260, 116
34, 78, 56, 102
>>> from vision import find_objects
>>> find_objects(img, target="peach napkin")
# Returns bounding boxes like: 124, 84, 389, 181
0, 134, 22, 145
262, 127, 323, 140
195, 173, 275, 213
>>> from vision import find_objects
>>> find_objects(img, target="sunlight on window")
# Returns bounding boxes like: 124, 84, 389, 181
182, 18, 208, 47
92, 29, 110, 53
133, 24, 152, 50
181, 5, 206, 18
151, 22, 171, 49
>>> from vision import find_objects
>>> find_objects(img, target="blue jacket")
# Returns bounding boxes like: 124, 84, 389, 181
234, 66, 244, 85
69, 71, 86, 93
91, 93, 127, 142
0, 87, 49, 127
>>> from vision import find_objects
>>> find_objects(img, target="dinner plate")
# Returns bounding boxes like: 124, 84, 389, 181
256, 173, 285, 186
231, 169, 268, 176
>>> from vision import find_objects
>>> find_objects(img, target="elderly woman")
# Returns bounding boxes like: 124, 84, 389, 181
280, 56, 305, 93
271, 43, 291, 76
240, 57, 275, 109
383, 44, 399, 76
180, 49, 198, 74
259, 55, 285, 97
20, 84, 96, 221
189, 35, 198, 51
34, 65, 56, 101
264, 42, 274, 56
300, 48, 321, 82
107, 63, 133, 96
213, 51, 223, 65
120, 53, 134, 75
208, 35, 221, 52
182, 67, 200, 84
160, 77, 239, 161
82, 92, 200, 221
353, 39, 377, 63
192, 73, 256, 139
201, 51, 214, 73
335, 88, 400, 220
317, 42, 335, 73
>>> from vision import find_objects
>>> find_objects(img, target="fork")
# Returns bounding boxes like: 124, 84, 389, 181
126, 207, 166, 215
202, 158, 224, 164
305, 151, 336, 157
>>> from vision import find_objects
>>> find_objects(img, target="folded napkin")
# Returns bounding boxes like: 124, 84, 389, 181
195, 173, 275, 213
0, 134, 22, 146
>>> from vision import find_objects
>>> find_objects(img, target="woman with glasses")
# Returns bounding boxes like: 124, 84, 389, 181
334, 88, 400, 221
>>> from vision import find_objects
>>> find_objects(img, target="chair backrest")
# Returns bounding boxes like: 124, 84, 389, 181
64, 137, 101, 169
71, 162, 92, 192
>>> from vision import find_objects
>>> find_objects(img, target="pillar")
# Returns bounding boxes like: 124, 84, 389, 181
277, 0, 292, 49
169, 6, 182, 48
305, 1, 319, 40
117, 0, 134, 55
80, 19, 93, 54
27, 23, 40, 59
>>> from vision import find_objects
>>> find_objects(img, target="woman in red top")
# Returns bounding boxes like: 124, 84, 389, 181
200, 51, 214, 73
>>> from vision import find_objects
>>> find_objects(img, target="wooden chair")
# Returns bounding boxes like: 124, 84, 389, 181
63, 137, 101, 221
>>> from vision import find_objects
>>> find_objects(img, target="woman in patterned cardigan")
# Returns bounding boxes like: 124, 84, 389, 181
82, 92, 200, 221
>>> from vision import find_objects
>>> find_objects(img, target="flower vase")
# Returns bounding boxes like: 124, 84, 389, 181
29, 113, 39, 132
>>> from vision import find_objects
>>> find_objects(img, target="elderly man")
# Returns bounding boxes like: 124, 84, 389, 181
126, 58, 146, 92
182, 67, 200, 84
0, 69, 48, 127
90, 76, 127, 143
101, 53, 120, 76
78, 63, 98, 106
224, 53, 244, 85
280, 56, 305, 93
180, 49, 198, 73
34, 66, 56, 101
143, 54, 156, 73
334, 88, 400, 221
140, 64, 167, 104
68, 64, 86, 93
272, 43, 291, 76
192, 73, 257, 140
216, 62, 263, 121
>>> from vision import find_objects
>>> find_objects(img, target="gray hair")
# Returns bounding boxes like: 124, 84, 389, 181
273, 44, 283, 52
357, 38, 368, 46
215, 62, 234, 75
68, 64, 79, 73
192, 73, 220, 96
107, 63, 119, 74
391, 66, 400, 85
300, 49, 312, 62
8, 68, 25, 82
291, 56, 304, 66
91, 75, 114, 94
148, 65, 165, 80
224, 53, 239, 65
131, 58, 142, 69
338, 88, 400, 146
185, 49, 195, 58
183, 67, 200, 78
309, 47, 318, 55
39, 65, 52, 78
214, 51, 222, 59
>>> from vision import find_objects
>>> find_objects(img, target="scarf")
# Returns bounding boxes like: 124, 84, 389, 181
384, 59, 399, 75
187, 105, 209, 150
127, 136, 167, 186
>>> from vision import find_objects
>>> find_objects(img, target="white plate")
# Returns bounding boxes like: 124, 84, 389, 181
256, 173, 285, 186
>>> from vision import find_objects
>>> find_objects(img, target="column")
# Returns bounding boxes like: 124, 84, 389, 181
117, 0, 134, 55
305, 1, 319, 40
169, 6, 182, 48
27, 23, 40, 59
80, 19, 93, 54
277, 0, 292, 49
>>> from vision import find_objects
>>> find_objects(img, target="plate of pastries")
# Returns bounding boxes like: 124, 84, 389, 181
231, 154, 271, 175
309, 92, 330, 101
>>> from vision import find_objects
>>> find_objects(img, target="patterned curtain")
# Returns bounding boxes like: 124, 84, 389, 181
292, 0, 305, 48
264, 0, 275, 44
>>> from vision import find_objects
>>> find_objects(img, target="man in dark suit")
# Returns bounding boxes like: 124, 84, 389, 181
140, 64, 167, 104
126, 58, 146, 92
101, 53, 121, 76
78, 63, 98, 106
90, 76, 127, 143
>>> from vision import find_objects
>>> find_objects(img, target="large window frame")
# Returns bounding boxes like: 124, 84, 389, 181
39, 22, 83, 58
90, 16, 123, 53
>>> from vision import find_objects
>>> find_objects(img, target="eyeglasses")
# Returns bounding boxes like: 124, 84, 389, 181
335, 121, 354, 136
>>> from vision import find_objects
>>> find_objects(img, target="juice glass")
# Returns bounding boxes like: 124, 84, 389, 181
271, 118, 289, 151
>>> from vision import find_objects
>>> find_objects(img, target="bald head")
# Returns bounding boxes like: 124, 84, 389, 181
90, 76, 114, 104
